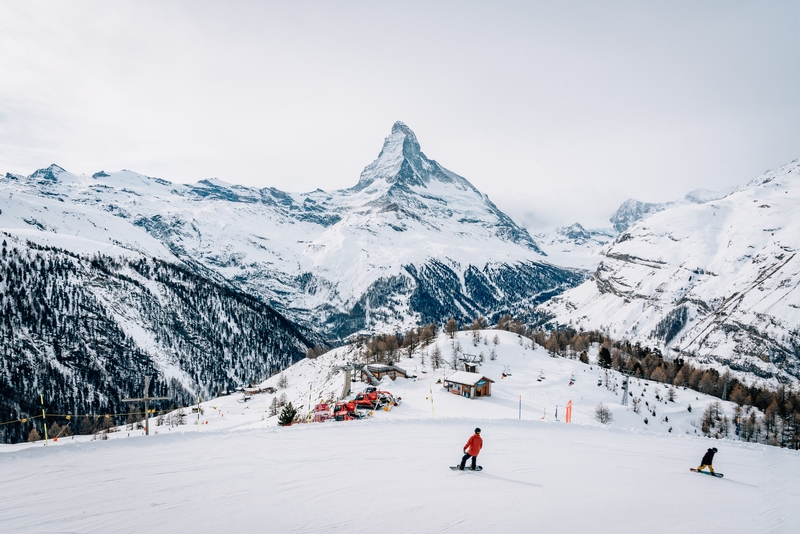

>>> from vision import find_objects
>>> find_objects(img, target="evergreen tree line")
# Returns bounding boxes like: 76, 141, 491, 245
532, 326, 800, 449
0, 236, 311, 443
350, 313, 799, 449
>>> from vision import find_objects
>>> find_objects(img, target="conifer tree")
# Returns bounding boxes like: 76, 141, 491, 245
598, 346, 612, 369
278, 402, 296, 426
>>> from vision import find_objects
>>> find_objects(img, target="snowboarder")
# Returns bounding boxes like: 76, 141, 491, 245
459, 428, 482, 470
697, 447, 718, 474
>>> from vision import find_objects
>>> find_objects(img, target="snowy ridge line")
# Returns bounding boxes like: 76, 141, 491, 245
542, 157, 800, 385
0, 123, 583, 340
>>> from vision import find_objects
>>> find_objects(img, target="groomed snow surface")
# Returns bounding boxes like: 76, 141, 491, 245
2, 331, 799, 533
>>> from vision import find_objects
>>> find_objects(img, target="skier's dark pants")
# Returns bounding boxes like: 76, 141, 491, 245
460, 452, 477, 470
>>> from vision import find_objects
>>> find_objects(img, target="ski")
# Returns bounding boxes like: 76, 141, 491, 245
690, 468, 723, 478
450, 466, 483, 471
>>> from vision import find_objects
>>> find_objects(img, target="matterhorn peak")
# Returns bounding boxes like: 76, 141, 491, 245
389, 121, 420, 149
353, 121, 469, 192
373, 121, 422, 171
346, 122, 544, 254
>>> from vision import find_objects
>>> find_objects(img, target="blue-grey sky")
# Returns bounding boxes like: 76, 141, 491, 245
1, 1, 798, 228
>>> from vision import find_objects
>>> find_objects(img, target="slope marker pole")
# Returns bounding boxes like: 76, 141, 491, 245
306, 384, 313, 423
40, 394, 48, 445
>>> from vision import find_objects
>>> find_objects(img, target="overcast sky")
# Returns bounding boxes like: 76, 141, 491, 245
1, 1, 798, 229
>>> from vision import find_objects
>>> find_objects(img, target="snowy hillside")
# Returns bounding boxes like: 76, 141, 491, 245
0, 123, 584, 339
610, 188, 730, 233
2, 330, 798, 533
171, 329, 777, 440
0, 234, 310, 443
533, 187, 728, 271
543, 160, 800, 385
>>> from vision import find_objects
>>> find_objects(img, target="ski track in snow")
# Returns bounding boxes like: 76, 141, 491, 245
0, 419, 796, 533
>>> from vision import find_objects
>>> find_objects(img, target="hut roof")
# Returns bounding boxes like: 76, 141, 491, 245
445, 371, 495, 386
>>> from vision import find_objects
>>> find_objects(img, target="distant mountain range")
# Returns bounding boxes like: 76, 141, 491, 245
609, 188, 730, 233
3, 119, 797, 421
0, 123, 589, 438
533, 189, 730, 270
0, 122, 584, 342
542, 159, 800, 385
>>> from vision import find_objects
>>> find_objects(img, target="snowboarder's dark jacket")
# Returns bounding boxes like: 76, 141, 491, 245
701, 448, 716, 465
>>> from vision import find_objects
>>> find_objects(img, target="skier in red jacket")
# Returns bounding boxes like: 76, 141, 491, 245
459, 428, 483, 470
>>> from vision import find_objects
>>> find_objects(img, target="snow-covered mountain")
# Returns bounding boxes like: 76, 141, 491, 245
0, 235, 311, 443
610, 188, 730, 233
533, 190, 729, 271
534, 223, 616, 269
0, 122, 584, 340
542, 160, 800, 385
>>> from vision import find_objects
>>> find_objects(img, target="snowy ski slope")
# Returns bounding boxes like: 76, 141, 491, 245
2, 331, 797, 533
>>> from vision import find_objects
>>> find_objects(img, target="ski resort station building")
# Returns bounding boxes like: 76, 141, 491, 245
361, 364, 409, 383
443, 371, 494, 399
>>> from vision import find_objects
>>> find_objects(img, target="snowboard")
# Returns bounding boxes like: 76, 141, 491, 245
450, 466, 483, 471
690, 468, 723, 478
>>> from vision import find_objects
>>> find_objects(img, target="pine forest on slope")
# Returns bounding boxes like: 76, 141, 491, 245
0, 235, 310, 443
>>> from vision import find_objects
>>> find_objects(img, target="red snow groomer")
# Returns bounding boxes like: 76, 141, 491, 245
333, 401, 360, 421
365, 386, 401, 406
354, 387, 400, 409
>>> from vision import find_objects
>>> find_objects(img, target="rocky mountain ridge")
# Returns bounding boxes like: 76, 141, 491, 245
0, 122, 584, 341
542, 159, 800, 385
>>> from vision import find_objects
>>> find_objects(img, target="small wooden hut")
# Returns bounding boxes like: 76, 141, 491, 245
444, 371, 494, 399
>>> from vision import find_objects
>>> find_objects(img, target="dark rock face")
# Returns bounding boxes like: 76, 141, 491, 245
29, 164, 66, 183
403, 259, 586, 327
558, 223, 593, 244
610, 199, 665, 233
